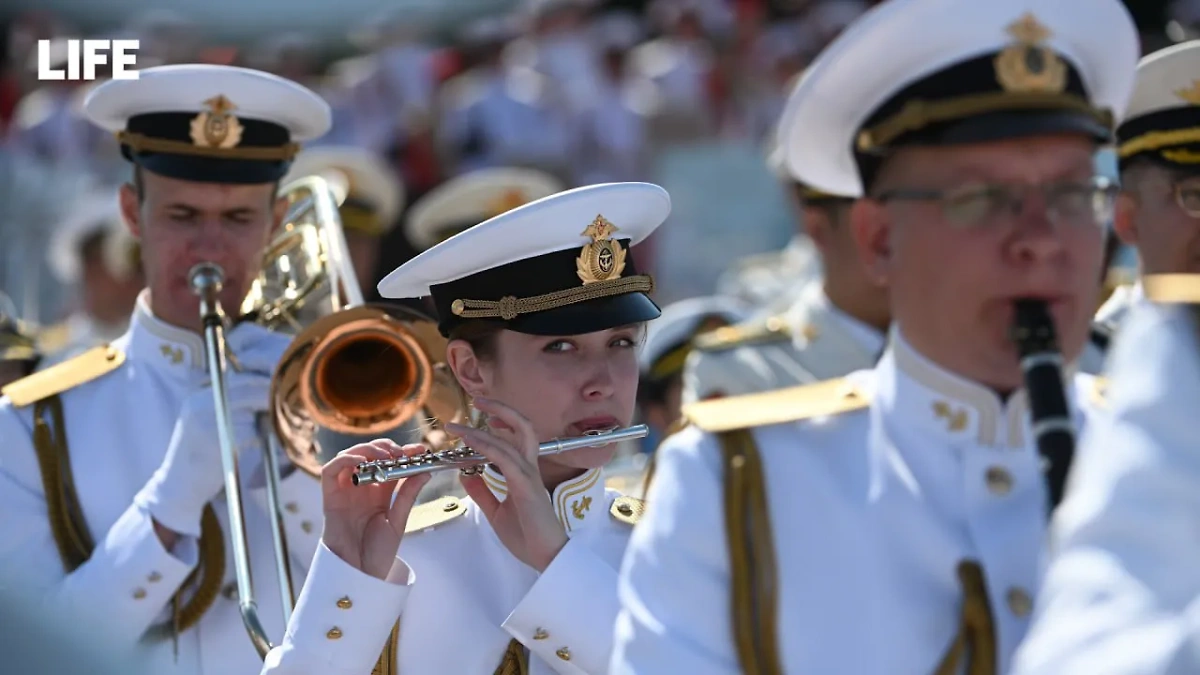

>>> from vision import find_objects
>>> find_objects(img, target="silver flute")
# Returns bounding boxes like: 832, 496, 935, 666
352, 424, 649, 486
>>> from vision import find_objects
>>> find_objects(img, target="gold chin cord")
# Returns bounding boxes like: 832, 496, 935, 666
189, 174, 470, 659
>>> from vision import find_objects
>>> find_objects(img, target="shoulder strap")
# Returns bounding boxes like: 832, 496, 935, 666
610, 496, 645, 526
719, 428, 783, 675
3, 345, 126, 407
683, 377, 869, 433
405, 496, 469, 534
1143, 273, 1200, 303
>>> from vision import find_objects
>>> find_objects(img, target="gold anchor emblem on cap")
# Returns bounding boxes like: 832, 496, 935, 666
189, 95, 245, 149
576, 215, 626, 285
994, 12, 1066, 94
1176, 80, 1200, 105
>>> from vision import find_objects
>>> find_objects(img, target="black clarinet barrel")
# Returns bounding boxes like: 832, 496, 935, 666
1011, 299, 1076, 511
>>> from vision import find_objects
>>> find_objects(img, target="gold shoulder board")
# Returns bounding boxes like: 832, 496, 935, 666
693, 316, 790, 353
404, 496, 469, 534
2, 345, 126, 408
682, 377, 868, 433
610, 496, 645, 526
1143, 274, 1200, 303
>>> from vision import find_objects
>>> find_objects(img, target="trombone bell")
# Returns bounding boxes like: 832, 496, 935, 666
272, 306, 438, 477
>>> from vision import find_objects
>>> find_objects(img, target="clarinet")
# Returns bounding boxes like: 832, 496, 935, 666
1010, 299, 1076, 513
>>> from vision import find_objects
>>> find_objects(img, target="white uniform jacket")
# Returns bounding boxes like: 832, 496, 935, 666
261, 465, 639, 675
1013, 303, 1200, 675
613, 329, 1109, 675
0, 295, 324, 674
683, 281, 885, 402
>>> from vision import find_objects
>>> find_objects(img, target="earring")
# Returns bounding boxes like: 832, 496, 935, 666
467, 398, 489, 431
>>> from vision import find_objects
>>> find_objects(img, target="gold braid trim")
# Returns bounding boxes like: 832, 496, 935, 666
1118, 127, 1200, 158
494, 637, 530, 675
719, 429, 783, 675
32, 396, 94, 570
30, 396, 225, 638
371, 620, 401, 675
857, 92, 1111, 152
933, 561, 998, 675
116, 131, 300, 161
451, 275, 654, 321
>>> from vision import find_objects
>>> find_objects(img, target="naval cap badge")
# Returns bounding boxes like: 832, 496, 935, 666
189, 94, 245, 149
994, 12, 1067, 94
576, 215, 627, 285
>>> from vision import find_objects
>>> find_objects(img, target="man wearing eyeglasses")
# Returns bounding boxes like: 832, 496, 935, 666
1092, 41, 1200, 340
611, 1, 1138, 673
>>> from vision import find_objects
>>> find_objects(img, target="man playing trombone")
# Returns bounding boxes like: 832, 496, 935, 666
0, 64, 331, 674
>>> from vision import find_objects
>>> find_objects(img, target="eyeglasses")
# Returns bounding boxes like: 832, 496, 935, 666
874, 176, 1119, 229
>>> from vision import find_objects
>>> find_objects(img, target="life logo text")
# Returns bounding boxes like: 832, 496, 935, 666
37, 39, 140, 81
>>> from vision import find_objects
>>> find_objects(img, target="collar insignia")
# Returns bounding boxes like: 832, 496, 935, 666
189, 95, 245, 149
576, 214, 626, 284
995, 12, 1067, 94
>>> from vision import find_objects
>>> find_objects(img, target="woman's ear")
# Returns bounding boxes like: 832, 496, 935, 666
445, 339, 489, 397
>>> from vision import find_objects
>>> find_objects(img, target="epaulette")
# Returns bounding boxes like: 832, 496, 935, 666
1143, 273, 1200, 303
693, 315, 790, 353
681, 377, 868, 433
2, 345, 125, 408
610, 496, 645, 526
404, 496, 469, 534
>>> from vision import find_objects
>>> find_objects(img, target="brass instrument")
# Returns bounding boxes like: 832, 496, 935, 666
190, 174, 467, 658
352, 424, 650, 485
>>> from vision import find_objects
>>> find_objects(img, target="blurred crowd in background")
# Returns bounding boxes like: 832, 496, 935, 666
0, 0, 1191, 364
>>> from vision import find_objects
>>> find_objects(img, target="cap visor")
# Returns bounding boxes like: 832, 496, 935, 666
505, 292, 662, 336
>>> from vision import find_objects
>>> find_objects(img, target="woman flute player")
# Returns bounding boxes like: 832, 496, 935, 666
260, 182, 670, 675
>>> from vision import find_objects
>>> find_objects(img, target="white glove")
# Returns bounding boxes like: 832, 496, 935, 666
224, 321, 291, 376
135, 371, 273, 537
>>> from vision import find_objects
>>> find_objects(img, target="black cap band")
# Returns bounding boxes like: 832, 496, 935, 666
117, 100, 299, 184
852, 49, 1113, 191
1117, 107, 1200, 170
430, 238, 660, 337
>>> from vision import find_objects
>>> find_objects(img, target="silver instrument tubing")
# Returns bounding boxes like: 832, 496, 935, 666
353, 424, 650, 485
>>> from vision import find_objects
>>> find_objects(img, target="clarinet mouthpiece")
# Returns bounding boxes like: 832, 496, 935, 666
1010, 298, 1058, 356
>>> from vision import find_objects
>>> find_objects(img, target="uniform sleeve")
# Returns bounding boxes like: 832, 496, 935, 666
0, 404, 199, 646
610, 427, 742, 674
1013, 305, 1200, 675
501, 537, 620, 674
261, 542, 413, 675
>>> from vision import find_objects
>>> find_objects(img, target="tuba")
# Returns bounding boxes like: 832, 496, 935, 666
190, 173, 467, 658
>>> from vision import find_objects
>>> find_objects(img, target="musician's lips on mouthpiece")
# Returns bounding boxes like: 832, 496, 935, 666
570, 416, 622, 436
